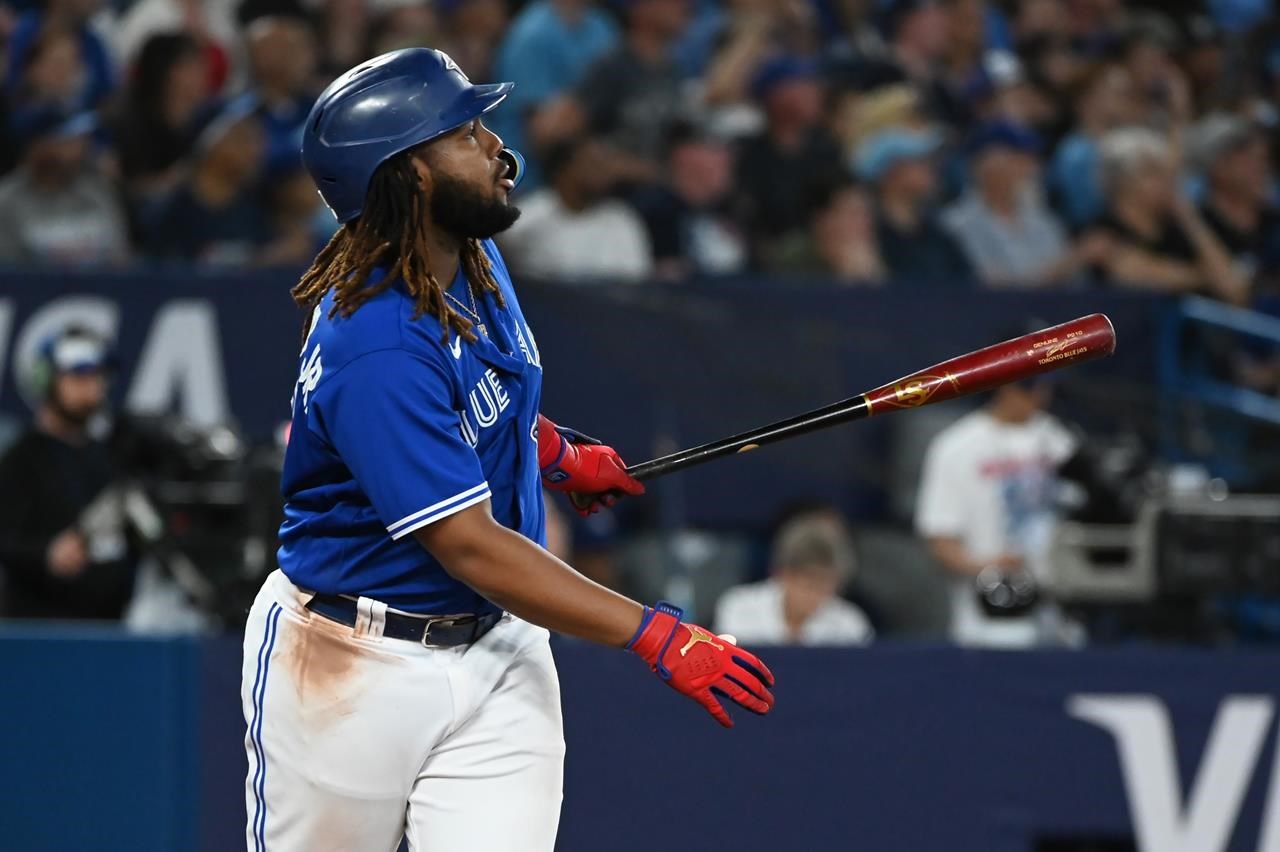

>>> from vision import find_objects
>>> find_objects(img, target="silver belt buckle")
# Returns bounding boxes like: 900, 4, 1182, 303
419, 614, 470, 648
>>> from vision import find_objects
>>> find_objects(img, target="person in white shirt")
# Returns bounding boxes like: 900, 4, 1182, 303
714, 510, 873, 646
498, 136, 653, 282
915, 379, 1077, 648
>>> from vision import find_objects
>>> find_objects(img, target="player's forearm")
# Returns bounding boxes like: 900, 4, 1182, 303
416, 506, 644, 646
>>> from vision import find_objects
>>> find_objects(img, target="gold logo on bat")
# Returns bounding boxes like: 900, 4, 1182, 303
680, 625, 724, 656
889, 374, 959, 408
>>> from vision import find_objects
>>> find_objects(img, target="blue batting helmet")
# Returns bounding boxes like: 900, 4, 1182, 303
302, 48, 524, 223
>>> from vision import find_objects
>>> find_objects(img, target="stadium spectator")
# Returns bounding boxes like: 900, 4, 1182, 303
692, 0, 820, 111
942, 120, 1093, 287
1190, 113, 1280, 291
111, 33, 211, 199
311, 0, 372, 82
1048, 61, 1139, 229
940, 0, 990, 108
488, 0, 619, 189
877, 0, 965, 126
434, 0, 508, 82
881, 0, 949, 83
1180, 14, 1226, 115
1120, 13, 1193, 132
961, 49, 1057, 132
5, 0, 113, 112
10, 23, 90, 112
1064, 0, 1126, 56
499, 137, 653, 282
244, 15, 317, 178
831, 82, 927, 165
0, 108, 128, 265
768, 180, 886, 284
631, 121, 746, 281
0, 326, 137, 621
262, 164, 334, 266
714, 511, 873, 646
1086, 126, 1249, 303
365, 2, 437, 57
574, 0, 692, 180
111, 0, 238, 93
856, 127, 974, 284
143, 96, 271, 265
735, 56, 844, 264
1012, 0, 1083, 105
915, 377, 1077, 647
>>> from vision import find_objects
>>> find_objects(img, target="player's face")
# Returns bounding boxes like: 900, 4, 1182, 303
418, 118, 521, 239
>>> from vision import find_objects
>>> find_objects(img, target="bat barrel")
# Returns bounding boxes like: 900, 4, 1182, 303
625, 314, 1116, 482
860, 313, 1116, 415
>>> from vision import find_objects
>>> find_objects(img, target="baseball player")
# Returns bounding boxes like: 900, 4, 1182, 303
241, 48, 775, 852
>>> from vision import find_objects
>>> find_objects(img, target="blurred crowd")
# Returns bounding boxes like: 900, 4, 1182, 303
0, 0, 1272, 299
3, 0, 1280, 648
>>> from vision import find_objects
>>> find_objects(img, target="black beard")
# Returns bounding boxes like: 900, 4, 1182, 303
429, 172, 521, 239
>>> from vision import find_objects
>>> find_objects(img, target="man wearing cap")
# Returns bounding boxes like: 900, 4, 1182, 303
942, 120, 1096, 287
736, 55, 844, 262
143, 95, 272, 264
0, 326, 136, 620
0, 107, 129, 265
855, 126, 973, 284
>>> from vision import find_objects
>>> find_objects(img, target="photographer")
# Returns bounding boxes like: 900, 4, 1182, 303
0, 327, 136, 620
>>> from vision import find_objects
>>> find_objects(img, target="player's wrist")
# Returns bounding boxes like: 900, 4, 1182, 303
536, 414, 567, 472
626, 602, 683, 671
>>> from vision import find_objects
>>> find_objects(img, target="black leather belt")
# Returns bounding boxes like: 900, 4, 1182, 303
305, 593, 501, 647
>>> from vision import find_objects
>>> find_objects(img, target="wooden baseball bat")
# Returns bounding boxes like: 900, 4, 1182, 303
625, 313, 1116, 482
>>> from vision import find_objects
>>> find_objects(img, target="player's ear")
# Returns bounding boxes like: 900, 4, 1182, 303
409, 153, 432, 195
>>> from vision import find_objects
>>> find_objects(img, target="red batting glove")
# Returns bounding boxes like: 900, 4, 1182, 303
537, 414, 644, 517
627, 602, 775, 728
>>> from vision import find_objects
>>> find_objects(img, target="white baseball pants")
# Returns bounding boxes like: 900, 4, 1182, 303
241, 570, 565, 851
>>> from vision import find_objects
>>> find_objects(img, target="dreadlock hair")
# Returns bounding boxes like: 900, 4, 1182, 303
291, 145, 505, 344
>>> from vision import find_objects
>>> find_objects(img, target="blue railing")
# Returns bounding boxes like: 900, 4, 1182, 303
1158, 296, 1280, 481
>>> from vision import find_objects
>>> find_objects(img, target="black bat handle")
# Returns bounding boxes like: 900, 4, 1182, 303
624, 394, 872, 482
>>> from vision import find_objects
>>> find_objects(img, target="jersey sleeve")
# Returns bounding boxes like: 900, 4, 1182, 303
318, 347, 489, 541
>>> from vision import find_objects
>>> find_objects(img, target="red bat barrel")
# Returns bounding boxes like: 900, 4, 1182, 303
861, 313, 1116, 416
625, 313, 1117, 482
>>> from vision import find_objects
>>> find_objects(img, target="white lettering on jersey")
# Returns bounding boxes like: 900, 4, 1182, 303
485, 369, 510, 409
458, 413, 478, 447
295, 345, 323, 414
513, 322, 540, 369
458, 369, 510, 444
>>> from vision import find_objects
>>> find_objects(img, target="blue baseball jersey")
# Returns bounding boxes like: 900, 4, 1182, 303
277, 239, 544, 615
